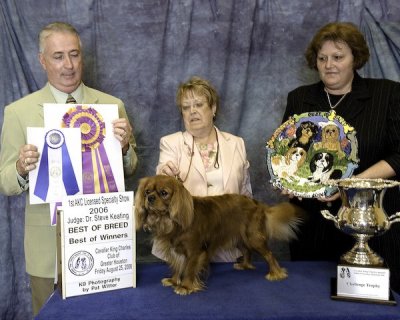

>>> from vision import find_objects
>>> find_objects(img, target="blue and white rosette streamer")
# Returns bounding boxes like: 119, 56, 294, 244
34, 129, 80, 202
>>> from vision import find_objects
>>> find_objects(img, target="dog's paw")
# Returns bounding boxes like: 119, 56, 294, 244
265, 268, 288, 281
233, 262, 256, 270
174, 285, 194, 295
161, 277, 175, 287
173, 282, 203, 295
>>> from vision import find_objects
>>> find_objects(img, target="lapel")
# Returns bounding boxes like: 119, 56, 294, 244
340, 72, 371, 122
183, 128, 238, 187
303, 73, 371, 122
182, 131, 207, 183
217, 128, 237, 190
82, 84, 100, 104
37, 83, 57, 120
303, 81, 328, 110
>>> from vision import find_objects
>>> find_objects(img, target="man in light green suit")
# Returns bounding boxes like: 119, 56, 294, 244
0, 22, 138, 316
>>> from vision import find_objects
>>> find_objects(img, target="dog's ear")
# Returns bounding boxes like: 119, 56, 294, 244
310, 154, 317, 172
284, 149, 292, 165
296, 124, 303, 138
169, 180, 194, 229
298, 149, 307, 167
134, 177, 148, 230
312, 123, 319, 135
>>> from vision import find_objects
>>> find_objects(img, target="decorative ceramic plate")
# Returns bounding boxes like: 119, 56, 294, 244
266, 110, 359, 198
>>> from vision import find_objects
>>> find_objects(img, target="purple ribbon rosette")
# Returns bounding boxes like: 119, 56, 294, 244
62, 105, 117, 194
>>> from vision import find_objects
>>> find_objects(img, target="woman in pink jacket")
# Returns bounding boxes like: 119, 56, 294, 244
154, 76, 252, 262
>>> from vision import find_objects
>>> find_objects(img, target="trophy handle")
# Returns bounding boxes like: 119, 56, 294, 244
388, 212, 400, 225
320, 209, 337, 222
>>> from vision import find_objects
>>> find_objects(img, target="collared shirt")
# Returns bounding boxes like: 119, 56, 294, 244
49, 82, 83, 104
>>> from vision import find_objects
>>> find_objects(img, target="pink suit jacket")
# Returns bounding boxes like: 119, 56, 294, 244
156, 127, 252, 197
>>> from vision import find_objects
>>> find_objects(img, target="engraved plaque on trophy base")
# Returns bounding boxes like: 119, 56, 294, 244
331, 264, 396, 305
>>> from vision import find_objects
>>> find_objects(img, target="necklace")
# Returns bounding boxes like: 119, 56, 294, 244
177, 128, 220, 183
324, 88, 349, 109
176, 137, 194, 183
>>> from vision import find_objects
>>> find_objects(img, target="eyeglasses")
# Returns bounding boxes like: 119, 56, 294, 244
181, 100, 208, 113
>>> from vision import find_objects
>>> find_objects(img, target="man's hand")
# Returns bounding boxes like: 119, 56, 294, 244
112, 118, 132, 155
17, 144, 39, 177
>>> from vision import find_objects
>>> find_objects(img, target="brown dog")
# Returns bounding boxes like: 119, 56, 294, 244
135, 175, 303, 295
313, 123, 345, 159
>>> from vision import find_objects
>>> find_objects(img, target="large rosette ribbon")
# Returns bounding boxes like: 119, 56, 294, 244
62, 105, 117, 194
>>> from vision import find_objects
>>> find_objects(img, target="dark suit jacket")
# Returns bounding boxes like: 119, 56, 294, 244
283, 72, 400, 292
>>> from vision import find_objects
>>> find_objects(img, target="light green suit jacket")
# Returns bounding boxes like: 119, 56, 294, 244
0, 83, 138, 278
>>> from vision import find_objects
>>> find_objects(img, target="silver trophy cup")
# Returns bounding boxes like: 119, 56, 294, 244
321, 178, 400, 266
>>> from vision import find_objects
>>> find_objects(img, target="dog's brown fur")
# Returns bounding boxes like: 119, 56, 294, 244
135, 175, 303, 295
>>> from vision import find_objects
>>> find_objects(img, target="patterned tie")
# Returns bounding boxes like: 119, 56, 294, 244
66, 94, 77, 104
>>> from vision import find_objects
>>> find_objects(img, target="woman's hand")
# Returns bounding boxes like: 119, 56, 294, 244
161, 161, 180, 178
318, 192, 340, 202
317, 190, 340, 207
279, 188, 303, 201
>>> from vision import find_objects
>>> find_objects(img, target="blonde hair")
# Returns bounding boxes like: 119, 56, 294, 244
176, 76, 219, 118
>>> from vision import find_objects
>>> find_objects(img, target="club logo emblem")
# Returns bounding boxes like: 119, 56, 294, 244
68, 251, 94, 276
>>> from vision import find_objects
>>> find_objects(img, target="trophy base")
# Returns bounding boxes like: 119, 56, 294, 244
340, 248, 384, 266
331, 278, 397, 305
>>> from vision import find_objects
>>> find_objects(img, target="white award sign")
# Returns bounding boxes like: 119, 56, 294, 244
336, 265, 390, 302
60, 192, 135, 298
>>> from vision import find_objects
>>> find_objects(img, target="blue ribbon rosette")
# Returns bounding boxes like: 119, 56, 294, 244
34, 129, 80, 201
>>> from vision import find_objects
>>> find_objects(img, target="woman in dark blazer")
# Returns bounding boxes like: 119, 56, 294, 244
282, 22, 400, 293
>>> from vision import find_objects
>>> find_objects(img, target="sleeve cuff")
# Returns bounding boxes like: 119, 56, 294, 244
17, 172, 29, 191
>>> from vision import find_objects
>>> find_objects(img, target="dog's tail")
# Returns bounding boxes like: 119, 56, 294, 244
265, 202, 304, 241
